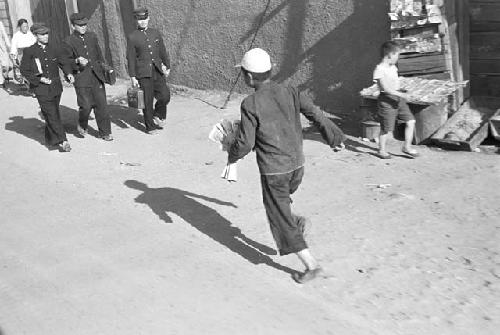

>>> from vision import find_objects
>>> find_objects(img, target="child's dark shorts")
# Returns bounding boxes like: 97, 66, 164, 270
377, 93, 415, 133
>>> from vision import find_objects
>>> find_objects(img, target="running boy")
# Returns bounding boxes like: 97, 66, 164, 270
228, 48, 345, 283
373, 41, 419, 159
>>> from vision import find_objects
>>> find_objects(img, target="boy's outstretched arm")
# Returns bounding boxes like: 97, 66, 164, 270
228, 102, 257, 164
298, 90, 346, 148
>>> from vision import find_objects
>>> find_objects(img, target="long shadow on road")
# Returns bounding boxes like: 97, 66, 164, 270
4, 106, 78, 148
108, 104, 146, 133
4, 116, 46, 146
125, 180, 295, 275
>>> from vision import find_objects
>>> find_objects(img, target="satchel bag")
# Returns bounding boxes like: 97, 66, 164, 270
102, 64, 116, 85
127, 86, 145, 109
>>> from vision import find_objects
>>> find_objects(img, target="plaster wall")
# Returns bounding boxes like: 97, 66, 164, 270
6, 0, 32, 28
88, 0, 389, 113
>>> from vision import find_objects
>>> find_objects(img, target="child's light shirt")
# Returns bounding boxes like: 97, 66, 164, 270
10, 31, 37, 56
373, 62, 400, 93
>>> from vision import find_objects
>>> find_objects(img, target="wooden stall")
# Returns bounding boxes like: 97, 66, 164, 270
360, 77, 466, 144
358, 1, 469, 144
470, 0, 500, 97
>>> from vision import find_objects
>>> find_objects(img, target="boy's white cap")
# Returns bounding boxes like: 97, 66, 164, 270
235, 48, 272, 73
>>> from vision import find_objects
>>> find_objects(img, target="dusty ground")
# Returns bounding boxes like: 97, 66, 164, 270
0, 80, 499, 335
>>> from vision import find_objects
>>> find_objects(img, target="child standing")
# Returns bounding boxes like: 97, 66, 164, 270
228, 48, 345, 283
373, 41, 419, 159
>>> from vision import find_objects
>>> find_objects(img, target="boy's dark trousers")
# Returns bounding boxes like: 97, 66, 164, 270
75, 73, 111, 136
138, 69, 171, 131
260, 166, 308, 256
37, 93, 67, 146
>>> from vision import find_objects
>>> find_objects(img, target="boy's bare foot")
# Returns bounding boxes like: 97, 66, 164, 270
292, 267, 323, 284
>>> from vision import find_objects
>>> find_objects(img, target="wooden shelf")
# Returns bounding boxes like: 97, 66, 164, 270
398, 52, 449, 75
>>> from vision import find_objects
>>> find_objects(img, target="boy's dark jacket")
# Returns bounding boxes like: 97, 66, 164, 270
61, 31, 106, 87
228, 81, 346, 175
20, 42, 63, 97
126, 28, 170, 78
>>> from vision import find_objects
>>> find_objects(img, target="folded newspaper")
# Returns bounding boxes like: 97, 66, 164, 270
209, 119, 240, 182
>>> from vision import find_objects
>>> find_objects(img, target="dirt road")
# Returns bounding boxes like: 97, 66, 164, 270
0, 82, 498, 335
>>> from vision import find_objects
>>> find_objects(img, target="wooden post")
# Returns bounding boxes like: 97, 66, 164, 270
458, 0, 470, 100
441, 0, 470, 110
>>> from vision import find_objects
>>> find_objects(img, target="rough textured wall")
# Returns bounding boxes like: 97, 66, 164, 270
76, 0, 128, 77
93, 0, 389, 113
30, 0, 70, 46
6, 0, 33, 34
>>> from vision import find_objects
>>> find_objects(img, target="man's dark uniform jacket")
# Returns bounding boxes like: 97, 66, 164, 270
61, 31, 105, 86
20, 41, 68, 146
127, 28, 170, 78
20, 42, 63, 97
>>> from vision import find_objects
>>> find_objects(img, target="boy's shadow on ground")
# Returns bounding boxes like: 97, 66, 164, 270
125, 180, 295, 275
4, 106, 83, 148
2, 81, 32, 97
4, 116, 46, 146
107, 102, 146, 133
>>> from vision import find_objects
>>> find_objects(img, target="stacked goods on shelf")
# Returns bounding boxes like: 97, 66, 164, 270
360, 77, 468, 105
390, 0, 450, 79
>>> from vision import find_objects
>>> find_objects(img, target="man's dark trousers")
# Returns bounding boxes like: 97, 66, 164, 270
138, 69, 170, 131
37, 93, 67, 146
260, 166, 307, 256
75, 72, 110, 136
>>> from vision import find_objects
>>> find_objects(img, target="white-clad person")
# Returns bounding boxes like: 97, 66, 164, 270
10, 18, 36, 63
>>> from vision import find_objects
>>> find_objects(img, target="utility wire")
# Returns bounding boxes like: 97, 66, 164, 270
220, 0, 273, 109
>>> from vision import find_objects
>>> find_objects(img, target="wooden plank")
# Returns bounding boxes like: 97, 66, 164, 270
470, 2, 500, 22
458, 0, 470, 102
470, 32, 500, 60
470, 75, 500, 96
470, 33, 500, 61
412, 102, 449, 144
409, 71, 452, 80
432, 96, 500, 150
398, 52, 449, 75
471, 22, 500, 32
470, 59, 500, 74
399, 24, 440, 38
489, 109, 500, 141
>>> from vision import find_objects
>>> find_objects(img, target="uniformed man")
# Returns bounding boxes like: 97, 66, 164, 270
62, 13, 112, 141
20, 24, 71, 152
127, 7, 171, 135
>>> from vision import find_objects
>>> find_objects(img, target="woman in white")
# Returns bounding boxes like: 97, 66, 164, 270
10, 19, 36, 63
0, 21, 11, 87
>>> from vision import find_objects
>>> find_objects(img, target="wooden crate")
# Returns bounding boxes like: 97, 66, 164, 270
432, 96, 500, 150
398, 52, 449, 75
490, 109, 500, 141
392, 22, 440, 38
361, 98, 448, 145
